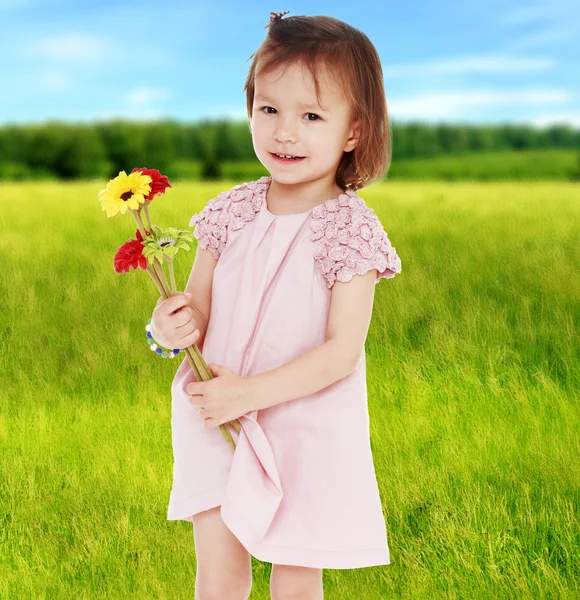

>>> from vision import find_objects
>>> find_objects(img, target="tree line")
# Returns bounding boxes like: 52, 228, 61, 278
0, 118, 578, 180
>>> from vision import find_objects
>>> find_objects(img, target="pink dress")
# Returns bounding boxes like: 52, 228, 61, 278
167, 175, 402, 569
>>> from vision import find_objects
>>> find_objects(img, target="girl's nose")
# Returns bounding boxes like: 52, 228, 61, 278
274, 118, 298, 143
274, 130, 297, 144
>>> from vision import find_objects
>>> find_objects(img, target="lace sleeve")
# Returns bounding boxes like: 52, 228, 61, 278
189, 192, 231, 260
311, 195, 402, 289
189, 180, 265, 260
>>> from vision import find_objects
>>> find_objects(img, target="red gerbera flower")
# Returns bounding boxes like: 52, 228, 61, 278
114, 228, 149, 273
131, 167, 172, 201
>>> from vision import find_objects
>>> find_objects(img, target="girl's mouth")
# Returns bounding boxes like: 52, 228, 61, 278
270, 152, 306, 164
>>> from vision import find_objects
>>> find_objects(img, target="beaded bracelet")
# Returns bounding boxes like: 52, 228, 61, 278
146, 318, 182, 359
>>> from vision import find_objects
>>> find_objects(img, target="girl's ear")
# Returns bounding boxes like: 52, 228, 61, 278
343, 119, 361, 153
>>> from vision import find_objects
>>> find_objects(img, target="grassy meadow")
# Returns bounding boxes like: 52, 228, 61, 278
0, 178, 578, 598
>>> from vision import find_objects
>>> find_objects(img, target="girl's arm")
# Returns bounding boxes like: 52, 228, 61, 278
244, 269, 378, 411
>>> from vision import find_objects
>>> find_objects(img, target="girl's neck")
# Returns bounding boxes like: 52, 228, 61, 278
266, 175, 345, 215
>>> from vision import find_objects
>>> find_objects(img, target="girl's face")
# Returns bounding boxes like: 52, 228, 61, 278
249, 60, 360, 190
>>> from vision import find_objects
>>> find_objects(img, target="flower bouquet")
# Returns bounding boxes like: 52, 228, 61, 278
98, 168, 241, 451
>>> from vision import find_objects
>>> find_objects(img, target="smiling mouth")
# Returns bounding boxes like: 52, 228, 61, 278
270, 152, 306, 160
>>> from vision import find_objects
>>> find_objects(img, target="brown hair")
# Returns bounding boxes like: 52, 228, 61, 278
243, 14, 391, 191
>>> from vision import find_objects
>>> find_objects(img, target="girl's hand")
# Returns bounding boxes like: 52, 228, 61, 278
152, 293, 200, 350
187, 363, 252, 428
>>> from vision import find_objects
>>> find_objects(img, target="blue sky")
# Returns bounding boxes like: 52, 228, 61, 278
0, 0, 578, 127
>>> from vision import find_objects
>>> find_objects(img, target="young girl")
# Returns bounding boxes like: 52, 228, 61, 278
152, 11, 402, 600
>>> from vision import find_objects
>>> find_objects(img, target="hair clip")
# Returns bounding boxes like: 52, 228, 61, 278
266, 10, 290, 28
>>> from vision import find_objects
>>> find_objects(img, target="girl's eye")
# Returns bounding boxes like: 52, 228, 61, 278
258, 106, 321, 121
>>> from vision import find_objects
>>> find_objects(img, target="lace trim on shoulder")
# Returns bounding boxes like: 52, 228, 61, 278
189, 177, 268, 260
310, 189, 402, 288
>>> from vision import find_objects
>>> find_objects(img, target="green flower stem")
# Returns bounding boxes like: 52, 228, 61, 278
132, 210, 148, 240
143, 203, 153, 231
132, 208, 240, 449
182, 332, 241, 446
167, 257, 177, 293
146, 265, 165, 296
183, 347, 203, 387
152, 257, 171, 294
132, 211, 169, 296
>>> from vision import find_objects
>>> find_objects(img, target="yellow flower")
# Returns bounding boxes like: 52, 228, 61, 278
98, 170, 152, 217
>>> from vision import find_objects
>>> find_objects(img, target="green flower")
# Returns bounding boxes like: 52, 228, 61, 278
141, 225, 194, 265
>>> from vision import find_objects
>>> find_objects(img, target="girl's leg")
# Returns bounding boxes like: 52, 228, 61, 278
192, 506, 253, 600
270, 564, 324, 600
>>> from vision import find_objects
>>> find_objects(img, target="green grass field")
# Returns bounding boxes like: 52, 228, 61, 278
0, 179, 578, 598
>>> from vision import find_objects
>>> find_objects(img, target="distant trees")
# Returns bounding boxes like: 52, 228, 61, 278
0, 118, 577, 181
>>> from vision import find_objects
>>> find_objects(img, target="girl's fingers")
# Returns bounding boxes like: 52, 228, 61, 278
180, 330, 199, 347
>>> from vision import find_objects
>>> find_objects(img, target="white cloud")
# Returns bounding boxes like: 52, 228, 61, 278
94, 110, 166, 123
497, 1, 580, 51
124, 87, 170, 108
499, 1, 579, 27
501, 25, 579, 52
26, 33, 113, 62
499, 5, 555, 27
524, 112, 580, 128
0, 0, 30, 8
383, 54, 555, 79
201, 106, 248, 120
36, 70, 74, 92
388, 89, 572, 120
81, 88, 172, 122
88, 87, 172, 121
